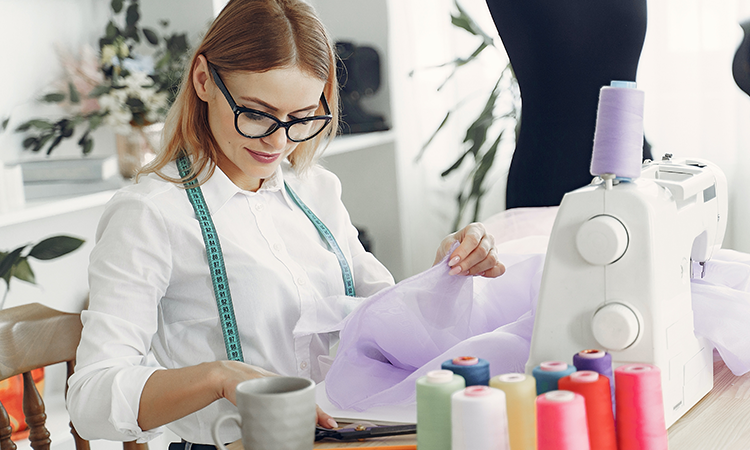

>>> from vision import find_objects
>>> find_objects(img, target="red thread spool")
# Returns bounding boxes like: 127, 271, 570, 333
536, 390, 591, 450
615, 364, 668, 450
558, 370, 616, 450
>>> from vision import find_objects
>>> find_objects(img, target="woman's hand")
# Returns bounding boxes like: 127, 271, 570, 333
317, 405, 339, 429
433, 222, 505, 278
216, 361, 338, 429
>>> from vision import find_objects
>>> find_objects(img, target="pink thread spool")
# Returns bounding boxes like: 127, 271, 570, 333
590, 81, 645, 180
536, 390, 590, 450
615, 364, 668, 450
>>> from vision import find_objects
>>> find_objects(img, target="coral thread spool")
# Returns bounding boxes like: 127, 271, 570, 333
573, 349, 615, 408
536, 390, 590, 450
490, 373, 536, 450
532, 361, 576, 395
442, 356, 491, 386
416, 369, 466, 450
558, 371, 616, 450
452, 385, 511, 450
615, 364, 668, 450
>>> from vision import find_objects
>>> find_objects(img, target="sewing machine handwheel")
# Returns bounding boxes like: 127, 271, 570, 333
591, 302, 640, 350
576, 215, 629, 265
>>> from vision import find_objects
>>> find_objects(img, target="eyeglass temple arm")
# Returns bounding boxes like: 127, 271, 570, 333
209, 64, 239, 111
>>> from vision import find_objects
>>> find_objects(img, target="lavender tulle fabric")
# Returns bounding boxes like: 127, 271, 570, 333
321, 208, 750, 411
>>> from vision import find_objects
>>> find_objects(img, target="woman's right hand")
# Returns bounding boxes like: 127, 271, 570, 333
212, 360, 278, 405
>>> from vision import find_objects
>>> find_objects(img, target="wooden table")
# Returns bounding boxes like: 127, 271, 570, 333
228, 357, 750, 449
667, 357, 750, 449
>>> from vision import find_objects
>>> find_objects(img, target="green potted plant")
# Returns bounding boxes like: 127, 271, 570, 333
0, 235, 85, 308
8, 0, 191, 177
416, 0, 520, 230
0, 234, 84, 439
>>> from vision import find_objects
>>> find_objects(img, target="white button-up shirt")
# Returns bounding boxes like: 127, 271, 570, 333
66, 161, 394, 444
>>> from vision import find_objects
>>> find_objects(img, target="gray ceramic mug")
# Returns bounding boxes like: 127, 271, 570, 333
212, 376, 317, 450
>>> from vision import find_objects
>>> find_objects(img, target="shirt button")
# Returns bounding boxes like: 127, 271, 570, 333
255, 203, 265, 211
297, 277, 307, 286
300, 361, 308, 370
273, 243, 283, 252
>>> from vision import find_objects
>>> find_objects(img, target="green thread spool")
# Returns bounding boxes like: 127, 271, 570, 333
417, 369, 466, 450
490, 373, 537, 450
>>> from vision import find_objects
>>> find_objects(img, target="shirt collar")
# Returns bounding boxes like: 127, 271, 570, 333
185, 162, 297, 214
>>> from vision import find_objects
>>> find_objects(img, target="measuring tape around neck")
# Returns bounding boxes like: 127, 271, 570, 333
284, 182, 356, 298
178, 155, 244, 362
177, 155, 356, 362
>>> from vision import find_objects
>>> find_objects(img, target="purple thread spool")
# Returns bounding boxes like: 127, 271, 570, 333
590, 80, 645, 180
573, 349, 615, 409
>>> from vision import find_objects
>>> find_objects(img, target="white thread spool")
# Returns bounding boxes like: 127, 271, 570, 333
451, 385, 510, 450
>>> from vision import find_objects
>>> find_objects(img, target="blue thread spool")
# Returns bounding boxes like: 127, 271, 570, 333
442, 356, 491, 386
532, 361, 576, 395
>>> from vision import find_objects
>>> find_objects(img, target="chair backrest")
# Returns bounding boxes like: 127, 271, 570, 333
0, 303, 147, 450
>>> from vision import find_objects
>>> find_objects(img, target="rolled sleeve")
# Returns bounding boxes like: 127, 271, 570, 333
67, 190, 172, 442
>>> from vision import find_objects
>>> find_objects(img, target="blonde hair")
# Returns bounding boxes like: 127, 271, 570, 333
138, 0, 339, 184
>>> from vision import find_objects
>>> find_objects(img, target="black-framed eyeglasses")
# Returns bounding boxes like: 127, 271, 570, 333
209, 64, 332, 143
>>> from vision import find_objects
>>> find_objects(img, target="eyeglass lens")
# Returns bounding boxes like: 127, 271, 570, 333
237, 111, 329, 142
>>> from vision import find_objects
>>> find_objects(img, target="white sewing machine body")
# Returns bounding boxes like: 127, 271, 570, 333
526, 156, 728, 427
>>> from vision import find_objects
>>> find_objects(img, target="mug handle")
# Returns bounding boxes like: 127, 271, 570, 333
212, 413, 242, 450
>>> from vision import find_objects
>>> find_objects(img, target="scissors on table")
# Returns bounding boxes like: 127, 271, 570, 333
315, 423, 416, 441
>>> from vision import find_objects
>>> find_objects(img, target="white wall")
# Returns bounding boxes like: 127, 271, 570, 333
0, 0, 212, 163
637, 0, 750, 252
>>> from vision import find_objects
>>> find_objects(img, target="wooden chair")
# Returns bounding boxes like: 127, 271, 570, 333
0, 303, 148, 450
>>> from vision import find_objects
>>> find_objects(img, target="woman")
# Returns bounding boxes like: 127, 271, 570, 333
66, 0, 505, 445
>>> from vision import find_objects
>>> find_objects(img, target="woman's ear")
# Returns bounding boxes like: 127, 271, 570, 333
193, 54, 211, 102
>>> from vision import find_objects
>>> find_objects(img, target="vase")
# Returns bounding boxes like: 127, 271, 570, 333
115, 122, 163, 179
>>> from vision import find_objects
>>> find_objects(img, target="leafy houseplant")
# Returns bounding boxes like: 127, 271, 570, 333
416, 0, 520, 231
12, 0, 190, 156
0, 235, 85, 308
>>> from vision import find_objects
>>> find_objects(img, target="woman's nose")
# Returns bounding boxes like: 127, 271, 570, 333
261, 127, 288, 150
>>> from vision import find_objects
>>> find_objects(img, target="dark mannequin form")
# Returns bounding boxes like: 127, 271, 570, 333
485, 0, 650, 208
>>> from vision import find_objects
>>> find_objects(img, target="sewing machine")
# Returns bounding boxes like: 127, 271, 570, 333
525, 154, 728, 427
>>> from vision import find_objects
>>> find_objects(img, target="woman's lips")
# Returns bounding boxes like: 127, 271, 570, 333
246, 148, 280, 164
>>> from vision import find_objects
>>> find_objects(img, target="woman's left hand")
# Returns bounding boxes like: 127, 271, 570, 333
433, 222, 505, 278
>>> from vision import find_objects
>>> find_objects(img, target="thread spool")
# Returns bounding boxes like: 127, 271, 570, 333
573, 349, 615, 408
490, 373, 536, 450
532, 361, 576, 395
590, 80, 645, 180
615, 364, 668, 450
536, 390, 591, 450
442, 356, 491, 386
416, 369, 466, 450
559, 371, 617, 450
451, 385, 511, 450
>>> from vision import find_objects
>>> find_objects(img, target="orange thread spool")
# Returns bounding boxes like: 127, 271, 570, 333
615, 364, 668, 450
559, 370, 616, 450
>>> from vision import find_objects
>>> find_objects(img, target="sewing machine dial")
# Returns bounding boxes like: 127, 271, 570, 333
575, 215, 629, 265
591, 302, 641, 350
